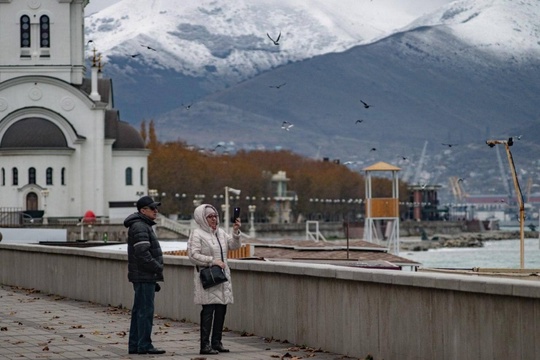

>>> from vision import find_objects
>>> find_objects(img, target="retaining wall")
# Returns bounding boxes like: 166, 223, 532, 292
1, 243, 539, 359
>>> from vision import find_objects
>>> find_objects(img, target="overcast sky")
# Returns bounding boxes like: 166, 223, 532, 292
85, 0, 121, 15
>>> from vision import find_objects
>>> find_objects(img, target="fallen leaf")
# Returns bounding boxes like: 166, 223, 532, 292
42, 346, 49, 351
1, 327, 7, 331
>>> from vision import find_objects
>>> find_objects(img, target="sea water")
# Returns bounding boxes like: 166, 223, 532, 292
399, 238, 540, 269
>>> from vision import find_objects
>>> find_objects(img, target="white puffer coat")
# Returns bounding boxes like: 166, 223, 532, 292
187, 204, 241, 305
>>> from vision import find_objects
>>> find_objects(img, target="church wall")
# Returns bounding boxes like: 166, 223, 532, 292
0, 0, 148, 220
0, 0, 85, 84
110, 150, 149, 198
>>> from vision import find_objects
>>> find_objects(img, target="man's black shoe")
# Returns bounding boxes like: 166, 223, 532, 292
139, 347, 166, 355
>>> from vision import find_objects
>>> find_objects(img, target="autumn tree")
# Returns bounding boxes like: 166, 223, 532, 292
146, 139, 408, 222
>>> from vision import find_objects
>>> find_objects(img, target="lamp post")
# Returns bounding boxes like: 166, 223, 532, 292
193, 194, 205, 208
175, 193, 186, 218
486, 137, 525, 268
248, 205, 256, 237
224, 186, 241, 233
40, 189, 49, 225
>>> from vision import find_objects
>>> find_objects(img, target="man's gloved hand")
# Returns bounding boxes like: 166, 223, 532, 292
155, 283, 161, 292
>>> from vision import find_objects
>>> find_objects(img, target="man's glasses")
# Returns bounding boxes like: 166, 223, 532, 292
144, 206, 158, 212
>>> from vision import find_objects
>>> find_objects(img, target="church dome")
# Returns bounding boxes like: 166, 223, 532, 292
113, 121, 146, 149
0, 118, 68, 148
104, 110, 146, 149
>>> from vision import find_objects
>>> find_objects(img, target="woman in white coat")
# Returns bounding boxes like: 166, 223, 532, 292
187, 204, 241, 355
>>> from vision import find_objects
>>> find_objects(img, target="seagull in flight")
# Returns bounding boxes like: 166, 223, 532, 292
130, 53, 140, 58
140, 44, 157, 51
211, 144, 223, 152
269, 82, 286, 89
182, 102, 193, 110
281, 121, 294, 131
397, 155, 408, 161
442, 143, 458, 147
370, 147, 377, 152
267, 32, 281, 45
360, 100, 371, 109
355, 119, 364, 124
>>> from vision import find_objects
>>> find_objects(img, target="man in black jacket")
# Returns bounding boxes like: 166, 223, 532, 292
125, 196, 165, 355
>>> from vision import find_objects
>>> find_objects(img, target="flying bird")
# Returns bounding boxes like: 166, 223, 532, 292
182, 102, 193, 110
370, 147, 377, 152
442, 143, 458, 147
130, 53, 140, 58
269, 82, 286, 89
397, 155, 408, 161
355, 119, 364, 124
140, 44, 157, 51
281, 121, 294, 131
360, 100, 371, 109
267, 32, 281, 45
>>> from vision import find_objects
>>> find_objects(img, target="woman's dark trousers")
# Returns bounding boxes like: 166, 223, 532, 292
200, 304, 228, 352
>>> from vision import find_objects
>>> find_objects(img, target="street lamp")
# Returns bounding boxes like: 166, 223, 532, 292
486, 137, 525, 268
175, 193, 186, 217
224, 186, 241, 233
248, 205, 256, 237
193, 194, 205, 208
40, 189, 49, 225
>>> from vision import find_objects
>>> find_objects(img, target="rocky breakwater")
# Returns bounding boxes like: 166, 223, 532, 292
401, 231, 538, 252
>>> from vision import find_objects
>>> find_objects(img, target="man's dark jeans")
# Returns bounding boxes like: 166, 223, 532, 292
128, 282, 156, 352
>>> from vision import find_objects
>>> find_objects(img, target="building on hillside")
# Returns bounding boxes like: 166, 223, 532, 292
404, 184, 443, 221
0, 0, 148, 222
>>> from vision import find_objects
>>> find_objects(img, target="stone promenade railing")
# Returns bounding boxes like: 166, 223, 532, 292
1, 243, 539, 360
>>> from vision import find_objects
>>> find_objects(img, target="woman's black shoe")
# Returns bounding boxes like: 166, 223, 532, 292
200, 345, 218, 355
212, 344, 230, 352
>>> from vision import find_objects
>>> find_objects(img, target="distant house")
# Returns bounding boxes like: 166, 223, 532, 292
0, 0, 148, 221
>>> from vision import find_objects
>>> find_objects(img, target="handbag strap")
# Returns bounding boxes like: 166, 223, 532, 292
196, 232, 225, 272
215, 232, 225, 262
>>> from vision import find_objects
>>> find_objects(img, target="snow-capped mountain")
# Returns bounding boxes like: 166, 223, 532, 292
85, 0, 540, 200
86, 0, 453, 81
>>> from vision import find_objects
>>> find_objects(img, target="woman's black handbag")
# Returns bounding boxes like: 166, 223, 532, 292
198, 233, 228, 289
200, 265, 228, 289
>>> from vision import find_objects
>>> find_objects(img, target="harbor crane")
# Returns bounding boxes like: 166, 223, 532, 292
486, 137, 525, 268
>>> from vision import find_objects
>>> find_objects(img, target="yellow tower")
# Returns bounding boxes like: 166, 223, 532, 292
363, 161, 401, 255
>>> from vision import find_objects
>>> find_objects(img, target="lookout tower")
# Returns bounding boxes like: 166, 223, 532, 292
363, 161, 401, 255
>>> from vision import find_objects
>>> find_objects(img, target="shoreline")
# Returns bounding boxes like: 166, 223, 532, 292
400, 230, 540, 251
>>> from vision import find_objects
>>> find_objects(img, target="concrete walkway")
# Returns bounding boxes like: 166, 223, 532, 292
0, 285, 357, 360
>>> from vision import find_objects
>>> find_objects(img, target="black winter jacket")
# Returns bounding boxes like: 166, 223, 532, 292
124, 212, 164, 283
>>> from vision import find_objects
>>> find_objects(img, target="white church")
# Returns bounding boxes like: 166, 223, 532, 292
0, 0, 149, 223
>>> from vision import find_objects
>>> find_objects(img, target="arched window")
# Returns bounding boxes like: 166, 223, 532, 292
140, 167, 145, 186
20, 15, 31, 48
12, 167, 18, 186
46, 167, 53, 185
61, 167, 66, 185
40, 15, 50, 48
1, 168, 5, 186
28, 167, 36, 184
125, 167, 133, 186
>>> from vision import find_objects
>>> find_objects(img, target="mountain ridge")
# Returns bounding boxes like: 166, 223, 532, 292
84, 0, 540, 200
